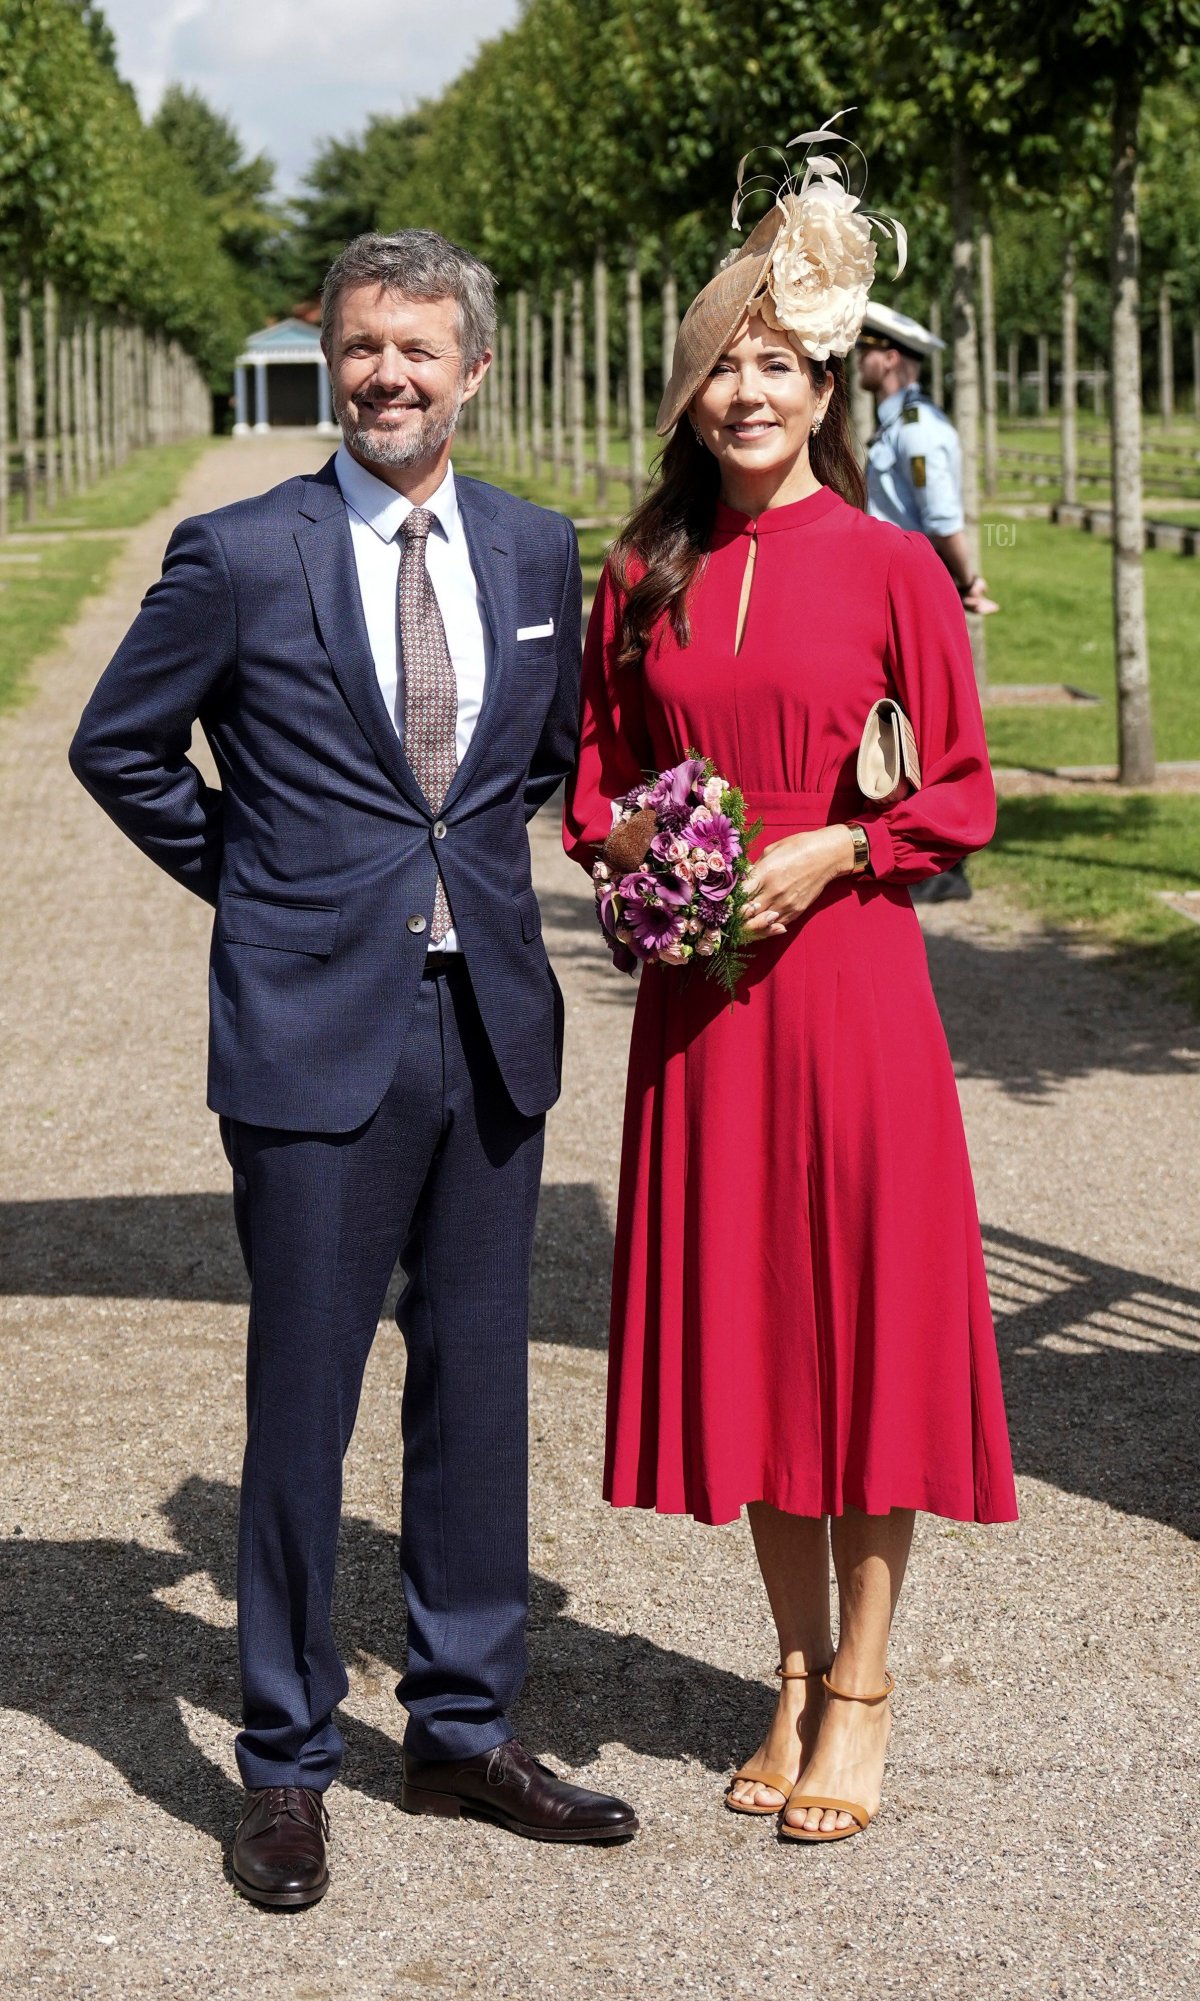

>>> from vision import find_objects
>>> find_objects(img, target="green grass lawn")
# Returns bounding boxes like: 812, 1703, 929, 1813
0, 436, 214, 715
974, 794, 1200, 1013
459, 434, 1200, 1012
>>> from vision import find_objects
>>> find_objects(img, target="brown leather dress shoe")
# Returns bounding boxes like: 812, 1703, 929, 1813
401, 1738, 638, 1844
231, 1786, 331, 1908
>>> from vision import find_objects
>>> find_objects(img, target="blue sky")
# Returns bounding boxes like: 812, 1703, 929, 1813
100, 0, 521, 194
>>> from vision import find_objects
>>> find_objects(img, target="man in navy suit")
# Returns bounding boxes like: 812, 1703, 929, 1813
70, 230, 637, 1905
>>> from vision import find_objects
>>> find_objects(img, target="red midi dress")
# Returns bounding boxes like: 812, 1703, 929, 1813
564, 485, 1017, 1528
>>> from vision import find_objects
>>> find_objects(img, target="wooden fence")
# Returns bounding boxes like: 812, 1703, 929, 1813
0, 276, 211, 537
461, 252, 676, 507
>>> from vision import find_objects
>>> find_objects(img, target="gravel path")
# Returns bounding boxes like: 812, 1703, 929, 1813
1, 437, 1198, 2000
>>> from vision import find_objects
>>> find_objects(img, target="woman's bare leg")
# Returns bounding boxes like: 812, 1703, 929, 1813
727, 1504, 832, 1809
784, 1507, 915, 1834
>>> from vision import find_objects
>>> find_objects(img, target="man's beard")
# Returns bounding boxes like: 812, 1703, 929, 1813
336, 390, 464, 469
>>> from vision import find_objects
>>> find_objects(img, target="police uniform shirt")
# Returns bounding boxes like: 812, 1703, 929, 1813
866, 383, 964, 537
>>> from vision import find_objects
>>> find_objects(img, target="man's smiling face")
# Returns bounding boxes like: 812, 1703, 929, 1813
325, 285, 487, 472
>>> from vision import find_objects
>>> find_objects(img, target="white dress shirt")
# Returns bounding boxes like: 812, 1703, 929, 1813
334, 443, 493, 952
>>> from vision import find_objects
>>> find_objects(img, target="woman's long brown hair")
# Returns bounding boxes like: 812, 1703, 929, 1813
609, 354, 866, 670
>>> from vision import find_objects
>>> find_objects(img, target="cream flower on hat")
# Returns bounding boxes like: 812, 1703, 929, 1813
756, 182, 880, 361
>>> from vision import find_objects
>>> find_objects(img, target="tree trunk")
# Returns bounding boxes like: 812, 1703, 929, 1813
515, 290, 529, 473
979, 230, 997, 499
1007, 335, 1019, 418
42, 280, 58, 510
18, 277, 38, 522
626, 247, 645, 504
1193, 323, 1200, 422
929, 298, 944, 407
550, 287, 564, 483
85, 316, 100, 480
593, 250, 609, 506
101, 325, 115, 468
57, 330, 72, 497
661, 253, 678, 393
950, 132, 986, 694
570, 275, 586, 499
1110, 72, 1154, 785
0, 284, 9, 539
1036, 332, 1049, 418
1061, 240, 1078, 506
499, 317, 513, 473
112, 325, 128, 466
530, 304, 544, 468
1158, 280, 1173, 426
71, 324, 87, 486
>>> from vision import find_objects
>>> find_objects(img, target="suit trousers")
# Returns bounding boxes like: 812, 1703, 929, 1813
221, 958, 546, 1790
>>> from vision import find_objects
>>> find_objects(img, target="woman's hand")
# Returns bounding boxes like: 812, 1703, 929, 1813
742, 825, 857, 938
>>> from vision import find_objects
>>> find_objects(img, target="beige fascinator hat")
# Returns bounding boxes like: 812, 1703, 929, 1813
656, 109, 907, 436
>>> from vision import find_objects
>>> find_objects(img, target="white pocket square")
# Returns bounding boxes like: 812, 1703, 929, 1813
517, 620, 555, 641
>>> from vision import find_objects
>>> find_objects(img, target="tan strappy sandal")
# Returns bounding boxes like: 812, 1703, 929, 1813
725, 1665, 827, 1817
781, 1668, 895, 1843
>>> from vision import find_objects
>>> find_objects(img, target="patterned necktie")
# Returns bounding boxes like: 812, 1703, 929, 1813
398, 506, 458, 942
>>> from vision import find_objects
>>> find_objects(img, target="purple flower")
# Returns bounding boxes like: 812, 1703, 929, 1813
619, 869, 691, 958
595, 881, 623, 945
646, 757, 707, 829
684, 809, 740, 870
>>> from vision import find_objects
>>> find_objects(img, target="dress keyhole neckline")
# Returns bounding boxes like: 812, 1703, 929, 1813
734, 525, 758, 657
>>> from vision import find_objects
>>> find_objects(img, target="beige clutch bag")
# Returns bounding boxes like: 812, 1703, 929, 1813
857, 698, 922, 805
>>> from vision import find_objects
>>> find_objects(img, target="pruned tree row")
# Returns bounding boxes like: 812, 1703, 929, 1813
0, 276, 210, 535
291, 0, 1197, 783
0, 0, 293, 529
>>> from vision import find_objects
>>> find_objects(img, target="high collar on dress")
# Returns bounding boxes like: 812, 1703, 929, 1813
712, 484, 842, 542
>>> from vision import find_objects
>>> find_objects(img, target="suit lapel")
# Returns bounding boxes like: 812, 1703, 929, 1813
445, 477, 515, 809
294, 461, 427, 815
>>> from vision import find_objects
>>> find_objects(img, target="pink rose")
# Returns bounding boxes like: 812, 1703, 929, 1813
696, 929, 722, 957
703, 777, 724, 811
692, 857, 710, 879
658, 940, 691, 966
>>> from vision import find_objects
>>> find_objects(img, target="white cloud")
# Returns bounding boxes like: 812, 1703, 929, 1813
100, 0, 520, 192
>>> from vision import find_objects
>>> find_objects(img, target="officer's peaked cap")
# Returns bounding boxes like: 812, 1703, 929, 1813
859, 302, 944, 359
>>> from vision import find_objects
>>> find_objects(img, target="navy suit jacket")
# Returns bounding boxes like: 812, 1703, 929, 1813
69, 457, 583, 1131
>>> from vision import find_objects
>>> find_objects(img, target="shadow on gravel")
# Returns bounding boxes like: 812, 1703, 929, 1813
0, 1184, 611, 1351
986, 1224, 1200, 1540
923, 921, 1200, 1099
0, 1474, 762, 1840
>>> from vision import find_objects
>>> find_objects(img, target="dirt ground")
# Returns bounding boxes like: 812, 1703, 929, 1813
1, 435, 1197, 2000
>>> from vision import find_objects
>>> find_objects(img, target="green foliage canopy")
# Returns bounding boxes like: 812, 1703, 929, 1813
0, 0, 263, 379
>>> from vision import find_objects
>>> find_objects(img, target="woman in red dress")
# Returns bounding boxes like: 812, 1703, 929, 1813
564, 135, 1017, 1843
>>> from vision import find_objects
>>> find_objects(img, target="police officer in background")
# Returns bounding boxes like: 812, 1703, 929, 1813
858, 302, 997, 903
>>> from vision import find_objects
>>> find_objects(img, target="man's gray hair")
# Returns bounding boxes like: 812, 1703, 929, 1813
320, 230, 497, 366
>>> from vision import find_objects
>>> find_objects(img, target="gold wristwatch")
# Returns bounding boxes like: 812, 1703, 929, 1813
847, 823, 871, 875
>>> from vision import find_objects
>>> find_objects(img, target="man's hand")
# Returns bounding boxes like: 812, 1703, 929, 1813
929, 531, 999, 615
962, 573, 999, 615
742, 826, 856, 938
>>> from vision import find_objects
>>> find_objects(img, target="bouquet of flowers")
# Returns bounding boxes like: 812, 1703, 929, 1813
592, 752, 762, 1000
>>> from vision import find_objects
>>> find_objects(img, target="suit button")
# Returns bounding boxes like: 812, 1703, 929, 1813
433, 820, 447, 840
406, 914, 427, 935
